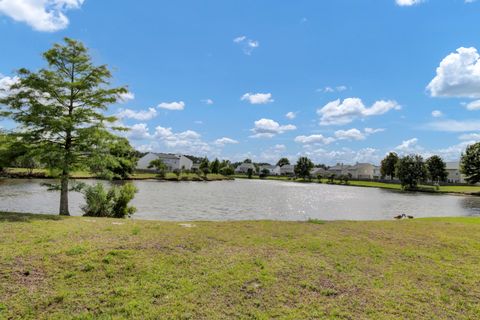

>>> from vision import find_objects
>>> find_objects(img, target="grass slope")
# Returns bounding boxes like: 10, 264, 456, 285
1, 212, 480, 319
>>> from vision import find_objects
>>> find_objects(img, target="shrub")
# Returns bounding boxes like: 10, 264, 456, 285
82, 183, 138, 218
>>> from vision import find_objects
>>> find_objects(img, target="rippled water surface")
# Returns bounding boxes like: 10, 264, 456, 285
1, 178, 480, 220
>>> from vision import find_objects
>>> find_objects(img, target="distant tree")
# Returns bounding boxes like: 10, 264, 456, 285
425, 155, 447, 184
328, 174, 336, 183
461, 142, 480, 184
243, 158, 252, 164
295, 157, 314, 180
89, 137, 138, 180
276, 158, 290, 167
210, 158, 220, 174
247, 168, 254, 179
315, 163, 329, 170
259, 168, 270, 179
317, 174, 323, 183
199, 157, 210, 178
381, 152, 399, 180
396, 155, 427, 190
173, 168, 181, 180
148, 158, 168, 178
0, 38, 127, 215
219, 166, 234, 176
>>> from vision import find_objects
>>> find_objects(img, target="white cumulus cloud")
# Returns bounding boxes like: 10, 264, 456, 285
0, 0, 84, 32
241, 93, 274, 105
117, 108, 157, 121
214, 137, 239, 146
466, 100, 480, 110
427, 47, 480, 98
285, 111, 297, 119
431, 110, 443, 117
396, 0, 424, 6
0, 74, 19, 98
317, 98, 401, 126
250, 118, 296, 138
294, 134, 335, 145
157, 101, 185, 110
233, 35, 260, 55
118, 91, 135, 103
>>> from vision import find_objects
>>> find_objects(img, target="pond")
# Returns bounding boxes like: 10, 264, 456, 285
1, 178, 480, 221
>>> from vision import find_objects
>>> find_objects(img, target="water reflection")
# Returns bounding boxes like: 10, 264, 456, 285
0, 178, 479, 221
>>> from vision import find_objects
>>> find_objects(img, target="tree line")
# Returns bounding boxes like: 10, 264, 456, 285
381, 146, 480, 190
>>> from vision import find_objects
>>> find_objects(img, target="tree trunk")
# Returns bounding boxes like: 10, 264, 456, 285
59, 173, 69, 216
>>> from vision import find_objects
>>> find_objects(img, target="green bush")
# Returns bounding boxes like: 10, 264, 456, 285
82, 183, 138, 218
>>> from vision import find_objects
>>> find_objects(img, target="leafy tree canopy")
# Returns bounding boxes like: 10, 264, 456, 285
461, 142, 480, 184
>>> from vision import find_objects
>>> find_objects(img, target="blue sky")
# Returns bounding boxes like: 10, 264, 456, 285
2, 0, 480, 164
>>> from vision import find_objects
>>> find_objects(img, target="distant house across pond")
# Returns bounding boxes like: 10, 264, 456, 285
234, 162, 256, 174
137, 153, 193, 171
446, 162, 465, 183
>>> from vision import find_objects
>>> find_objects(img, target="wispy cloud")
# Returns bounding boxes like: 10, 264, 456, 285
233, 35, 260, 55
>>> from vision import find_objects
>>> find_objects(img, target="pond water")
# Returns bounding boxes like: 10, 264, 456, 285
1, 178, 480, 221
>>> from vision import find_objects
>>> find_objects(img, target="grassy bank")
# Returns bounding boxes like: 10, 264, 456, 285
235, 174, 480, 195
2, 168, 233, 182
1, 213, 480, 319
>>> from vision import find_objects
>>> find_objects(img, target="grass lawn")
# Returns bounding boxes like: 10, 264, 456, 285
1, 213, 480, 319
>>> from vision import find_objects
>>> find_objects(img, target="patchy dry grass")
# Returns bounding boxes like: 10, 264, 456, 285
1, 213, 480, 319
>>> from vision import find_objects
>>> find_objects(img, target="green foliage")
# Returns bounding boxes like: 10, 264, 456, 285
259, 168, 270, 178
396, 155, 427, 190
82, 183, 137, 218
247, 168, 254, 179
294, 156, 314, 180
219, 165, 234, 176
243, 158, 252, 164
425, 155, 447, 183
317, 174, 323, 183
199, 157, 210, 177
381, 152, 399, 179
209, 158, 220, 174
461, 142, 480, 184
89, 137, 138, 180
0, 38, 127, 215
276, 157, 290, 167
148, 158, 168, 178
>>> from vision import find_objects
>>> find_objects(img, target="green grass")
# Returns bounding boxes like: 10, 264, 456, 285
1, 212, 480, 319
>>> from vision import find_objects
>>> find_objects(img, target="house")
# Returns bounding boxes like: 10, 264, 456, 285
235, 162, 256, 174
347, 163, 377, 180
327, 163, 351, 177
258, 165, 277, 175
136, 153, 193, 171
279, 164, 295, 176
310, 167, 327, 177
446, 161, 465, 183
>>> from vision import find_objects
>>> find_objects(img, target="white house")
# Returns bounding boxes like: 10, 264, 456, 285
446, 161, 465, 183
137, 153, 193, 171
279, 164, 295, 176
347, 163, 377, 180
258, 165, 277, 175
235, 162, 256, 174
310, 167, 327, 177
327, 163, 351, 176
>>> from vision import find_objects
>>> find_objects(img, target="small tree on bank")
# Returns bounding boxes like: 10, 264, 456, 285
396, 155, 427, 190
0, 38, 128, 215
148, 158, 168, 178
461, 142, 480, 184
381, 152, 399, 180
295, 157, 314, 181
199, 157, 210, 178
425, 155, 447, 184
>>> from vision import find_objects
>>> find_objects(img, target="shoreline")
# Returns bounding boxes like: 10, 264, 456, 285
234, 174, 480, 196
